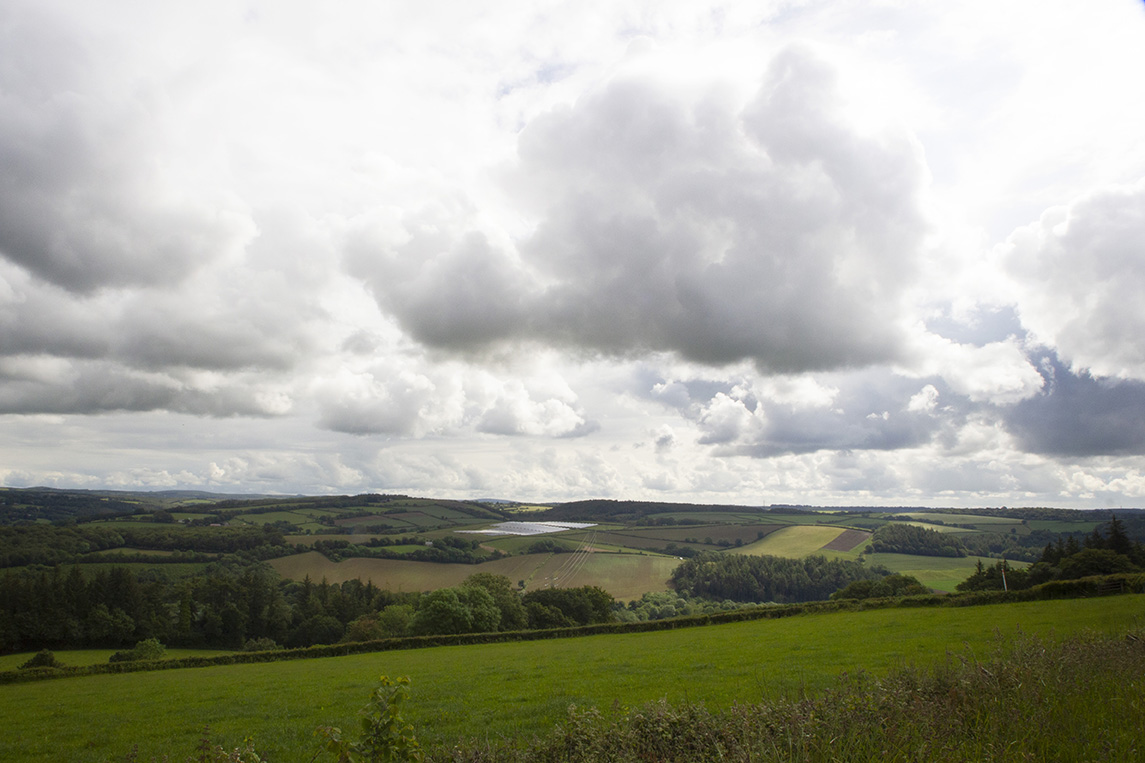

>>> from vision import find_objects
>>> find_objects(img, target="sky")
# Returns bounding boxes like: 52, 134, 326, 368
2, 0, 1145, 508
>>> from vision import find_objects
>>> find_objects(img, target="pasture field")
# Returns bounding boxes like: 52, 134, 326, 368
620, 523, 782, 544
897, 520, 977, 534
731, 525, 852, 558
863, 552, 1025, 592
82, 519, 157, 528
233, 511, 335, 525
1026, 518, 1104, 533
479, 535, 584, 554
897, 512, 1024, 527
2, 595, 1140, 763
84, 547, 178, 557
268, 550, 678, 599
334, 514, 414, 528
650, 511, 774, 524
500, 504, 552, 513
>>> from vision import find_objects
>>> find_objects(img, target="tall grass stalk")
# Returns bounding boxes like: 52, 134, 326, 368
438, 628, 1145, 762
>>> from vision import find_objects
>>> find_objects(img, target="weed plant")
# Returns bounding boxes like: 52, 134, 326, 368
437, 628, 1145, 762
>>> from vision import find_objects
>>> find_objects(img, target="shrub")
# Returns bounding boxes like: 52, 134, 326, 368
109, 638, 167, 663
243, 637, 282, 652
316, 675, 423, 762
19, 649, 63, 670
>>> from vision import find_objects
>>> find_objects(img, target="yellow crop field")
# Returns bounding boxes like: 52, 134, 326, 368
731, 525, 849, 558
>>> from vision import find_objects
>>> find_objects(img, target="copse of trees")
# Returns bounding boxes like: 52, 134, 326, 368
313, 535, 490, 564
831, 574, 929, 601
868, 523, 965, 557
521, 585, 615, 628
669, 552, 886, 604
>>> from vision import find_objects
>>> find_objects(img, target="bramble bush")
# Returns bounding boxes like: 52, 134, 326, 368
316, 675, 423, 762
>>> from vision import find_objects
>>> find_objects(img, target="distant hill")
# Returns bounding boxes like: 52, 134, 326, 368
0, 486, 273, 524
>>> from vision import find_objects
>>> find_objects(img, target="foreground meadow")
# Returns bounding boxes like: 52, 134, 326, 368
2, 595, 1142, 762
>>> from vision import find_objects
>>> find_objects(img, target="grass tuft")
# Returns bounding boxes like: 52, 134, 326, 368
434, 628, 1145, 762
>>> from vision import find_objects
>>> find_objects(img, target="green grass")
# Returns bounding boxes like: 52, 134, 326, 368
647, 512, 772, 524
731, 525, 849, 557
82, 547, 177, 557
896, 513, 1024, 527
466, 627, 1145, 762
2, 596, 1140, 762
863, 553, 1026, 592
1026, 518, 1103, 533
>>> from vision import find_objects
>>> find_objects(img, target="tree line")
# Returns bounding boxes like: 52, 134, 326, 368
0, 522, 287, 568
957, 516, 1145, 592
0, 563, 617, 654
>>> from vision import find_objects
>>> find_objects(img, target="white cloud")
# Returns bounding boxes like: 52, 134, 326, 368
352, 44, 931, 373
1002, 181, 1145, 380
2, 1, 1145, 508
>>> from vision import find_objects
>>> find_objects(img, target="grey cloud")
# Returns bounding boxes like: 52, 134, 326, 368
0, 266, 110, 358
1004, 350, 1145, 457
0, 360, 284, 417
369, 231, 533, 352
352, 45, 930, 373
0, 209, 323, 416
0, 6, 246, 292
112, 290, 318, 373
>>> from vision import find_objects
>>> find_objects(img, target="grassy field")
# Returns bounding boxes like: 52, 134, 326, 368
2, 595, 1140, 762
731, 525, 850, 557
268, 550, 679, 600
862, 552, 1026, 592
896, 512, 1025, 527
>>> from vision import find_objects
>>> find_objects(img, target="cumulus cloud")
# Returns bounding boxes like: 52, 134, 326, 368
314, 360, 596, 439
1002, 181, 1145, 379
351, 44, 931, 373
3, 1, 1145, 508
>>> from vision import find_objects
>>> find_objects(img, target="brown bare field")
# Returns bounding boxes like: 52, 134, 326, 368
820, 528, 871, 552
268, 550, 679, 600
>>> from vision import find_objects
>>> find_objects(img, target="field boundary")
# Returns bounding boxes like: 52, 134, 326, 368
5, 573, 1142, 686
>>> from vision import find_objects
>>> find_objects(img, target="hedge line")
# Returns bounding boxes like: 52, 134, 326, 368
4, 573, 1142, 686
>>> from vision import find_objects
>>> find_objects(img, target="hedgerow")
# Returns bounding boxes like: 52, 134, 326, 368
3, 574, 1141, 686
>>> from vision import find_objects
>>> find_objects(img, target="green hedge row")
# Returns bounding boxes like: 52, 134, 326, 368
4, 573, 1141, 686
